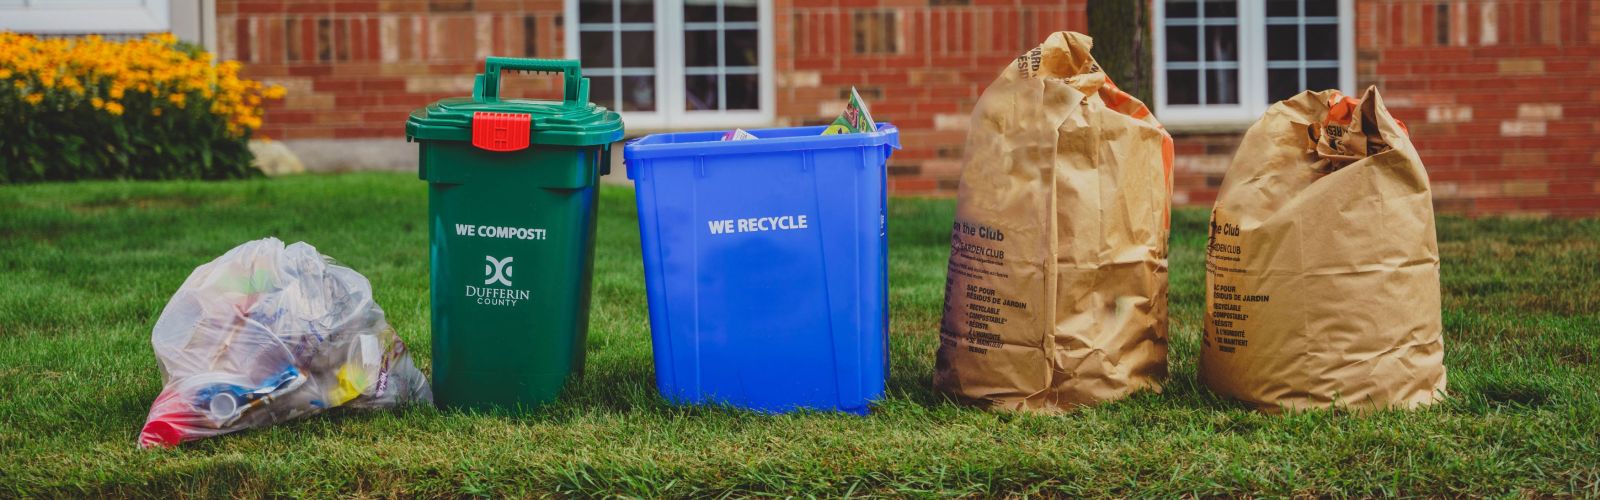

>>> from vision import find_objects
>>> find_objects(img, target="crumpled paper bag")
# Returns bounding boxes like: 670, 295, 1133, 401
1199, 87, 1447, 412
934, 31, 1174, 412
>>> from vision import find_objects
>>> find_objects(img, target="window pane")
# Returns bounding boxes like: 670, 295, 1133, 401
1206, 69, 1238, 104
1166, 26, 1197, 62
622, 75, 655, 111
1267, 68, 1300, 103
619, 0, 652, 22
1304, 25, 1339, 60
725, 0, 757, 22
685, 74, 719, 110
580, 31, 613, 67
1267, 25, 1298, 61
724, 29, 758, 67
725, 74, 759, 110
1166, 0, 1197, 18
579, 0, 612, 23
590, 75, 617, 109
1266, 0, 1297, 17
684, 30, 719, 67
1305, 0, 1337, 17
1306, 68, 1339, 91
620, 30, 654, 68
684, 0, 716, 22
1167, 69, 1199, 105
1202, 0, 1236, 17
1205, 25, 1237, 62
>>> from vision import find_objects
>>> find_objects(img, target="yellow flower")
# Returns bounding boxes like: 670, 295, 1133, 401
5, 33, 281, 135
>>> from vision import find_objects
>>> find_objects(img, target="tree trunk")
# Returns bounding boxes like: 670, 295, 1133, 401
1086, 0, 1154, 106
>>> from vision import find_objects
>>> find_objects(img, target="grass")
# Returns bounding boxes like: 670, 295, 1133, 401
1, 172, 1597, 497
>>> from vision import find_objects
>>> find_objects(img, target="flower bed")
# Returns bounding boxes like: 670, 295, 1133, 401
0, 33, 285, 182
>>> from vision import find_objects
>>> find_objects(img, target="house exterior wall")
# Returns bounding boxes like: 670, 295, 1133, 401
219, 0, 1600, 217
1171, 0, 1600, 217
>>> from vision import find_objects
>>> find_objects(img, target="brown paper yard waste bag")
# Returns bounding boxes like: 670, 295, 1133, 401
1200, 87, 1447, 412
933, 32, 1174, 412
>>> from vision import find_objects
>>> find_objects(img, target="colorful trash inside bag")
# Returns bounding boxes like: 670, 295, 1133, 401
138, 238, 431, 448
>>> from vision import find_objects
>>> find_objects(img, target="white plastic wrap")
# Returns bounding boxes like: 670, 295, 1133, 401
138, 238, 430, 448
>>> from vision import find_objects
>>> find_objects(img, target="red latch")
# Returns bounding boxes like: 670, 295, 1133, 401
471, 112, 532, 152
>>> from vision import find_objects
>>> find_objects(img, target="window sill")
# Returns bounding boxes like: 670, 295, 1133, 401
1159, 118, 1256, 135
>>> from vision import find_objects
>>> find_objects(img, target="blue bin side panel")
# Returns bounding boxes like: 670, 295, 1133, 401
629, 129, 892, 414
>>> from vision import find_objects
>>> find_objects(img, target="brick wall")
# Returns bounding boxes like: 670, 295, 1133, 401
220, 0, 572, 142
1171, 0, 1600, 217
774, 1, 1086, 193
222, 0, 1599, 217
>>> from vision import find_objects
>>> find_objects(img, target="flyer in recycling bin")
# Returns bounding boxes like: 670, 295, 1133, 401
721, 128, 758, 141
823, 87, 877, 135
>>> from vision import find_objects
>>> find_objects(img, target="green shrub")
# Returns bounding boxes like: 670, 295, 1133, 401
0, 33, 285, 183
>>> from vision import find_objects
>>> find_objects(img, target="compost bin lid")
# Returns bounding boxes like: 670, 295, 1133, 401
406, 57, 623, 148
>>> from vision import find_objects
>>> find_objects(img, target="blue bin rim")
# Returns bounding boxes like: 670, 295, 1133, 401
622, 123, 900, 161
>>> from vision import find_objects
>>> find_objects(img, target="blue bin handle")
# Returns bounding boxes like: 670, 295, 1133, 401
473, 57, 589, 107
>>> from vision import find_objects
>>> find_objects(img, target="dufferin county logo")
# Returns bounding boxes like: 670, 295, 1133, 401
484, 255, 513, 286
466, 255, 528, 307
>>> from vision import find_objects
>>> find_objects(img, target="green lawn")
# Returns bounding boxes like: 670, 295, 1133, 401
1, 172, 1597, 497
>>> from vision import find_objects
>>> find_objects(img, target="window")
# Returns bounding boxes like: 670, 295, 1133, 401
0, 0, 171, 33
567, 0, 773, 130
1153, 0, 1354, 127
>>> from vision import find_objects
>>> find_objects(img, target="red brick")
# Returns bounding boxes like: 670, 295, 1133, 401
890, 178, 938, 193
362, 78, 406, 91
302, 17, 318, 62
287, 65, 333, 77
237, 17, 253, 61
237, 1, 286, 14
336, 95, 382, 107
367, 18, 381, 61
270, 110, 315, 124
334, 1, 377, 13
312, 78, 362, 92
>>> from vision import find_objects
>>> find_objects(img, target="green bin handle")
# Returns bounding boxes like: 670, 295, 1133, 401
473, 57, 589, 107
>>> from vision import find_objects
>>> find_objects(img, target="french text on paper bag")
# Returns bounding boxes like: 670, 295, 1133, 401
706, 215, 810, 235
455, 223, 547, 240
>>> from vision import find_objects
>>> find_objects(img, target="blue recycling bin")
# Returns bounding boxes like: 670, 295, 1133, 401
624, 124, 899, 414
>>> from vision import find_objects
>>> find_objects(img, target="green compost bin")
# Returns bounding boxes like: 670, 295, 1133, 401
406, 57, 623, 410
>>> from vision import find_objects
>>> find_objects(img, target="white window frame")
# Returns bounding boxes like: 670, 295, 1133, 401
1152, 0, 1355, 129
565, 0, 776, 131
0, 0, 171, 33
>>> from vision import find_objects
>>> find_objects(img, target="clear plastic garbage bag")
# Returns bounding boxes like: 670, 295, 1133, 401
138, 238, 430, 447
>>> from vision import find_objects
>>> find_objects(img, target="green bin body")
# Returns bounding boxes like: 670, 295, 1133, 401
405, 57, 623, 410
